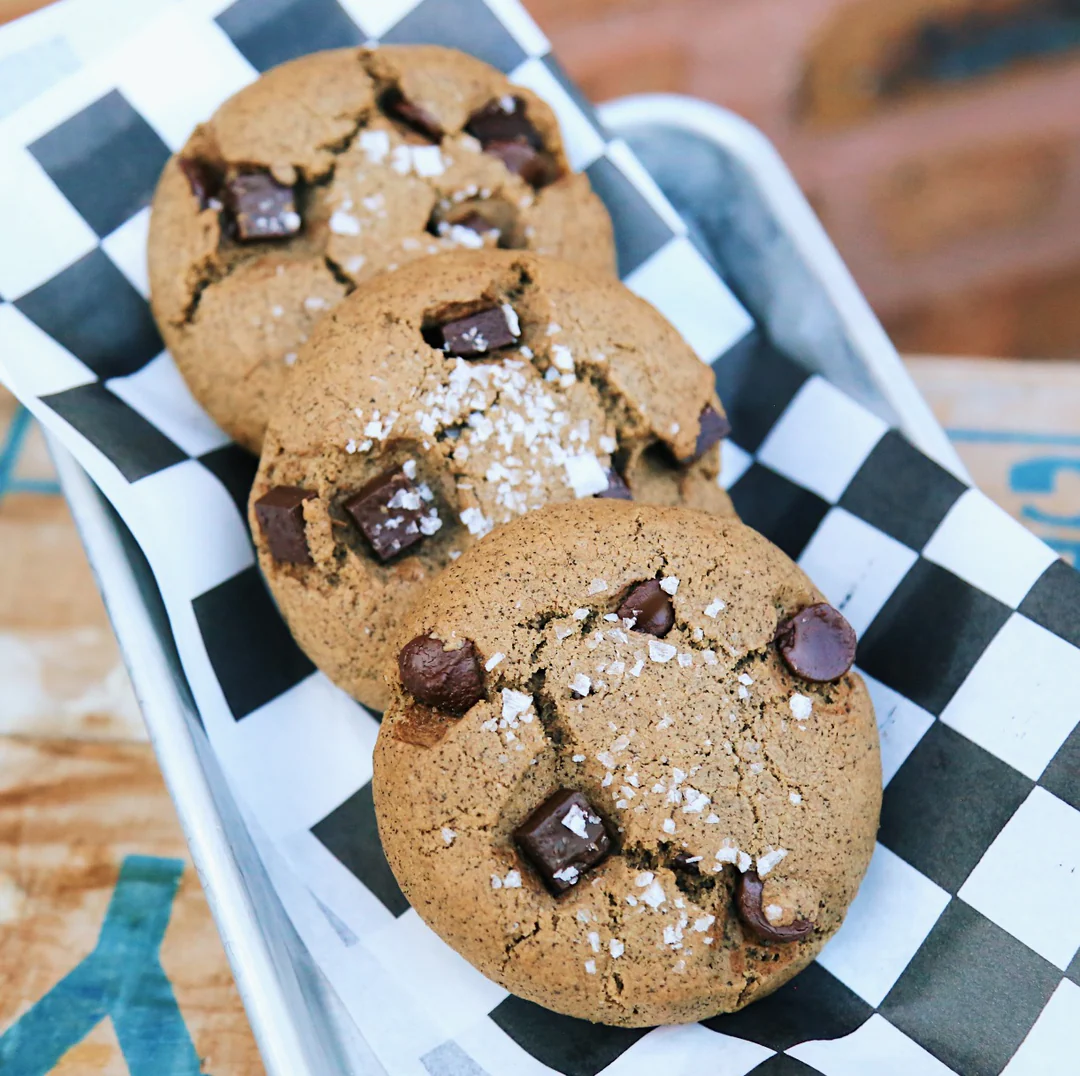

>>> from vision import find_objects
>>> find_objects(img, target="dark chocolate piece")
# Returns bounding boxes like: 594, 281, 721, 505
344, 467, 434, 562
178, 157, 223, 210
617, 580, 674, 637
482, 141, 558, 188
436, 306, 519, 358
465, 97, 543, 148
398, 635, 484, 714
514, 789, 611, 895
775, 603, 857, 683
595, 468, 632, 501
254, 486, 315, 564
736, 870, 813, 944
464, 97, 558, 188
678, 405, 731, 465
383, 88, 443, 141
224, 172, 301, 241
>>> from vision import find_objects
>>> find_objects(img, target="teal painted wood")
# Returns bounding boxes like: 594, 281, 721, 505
0, 856, 203, 1076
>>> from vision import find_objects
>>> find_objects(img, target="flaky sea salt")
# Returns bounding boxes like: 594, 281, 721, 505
570, 673, 592, 697
561, 804, 592, 839
485, 652, 505, 671
641, 880, 667, 909
789, 694, 813, 720
565, 453, 608, 497
502, 689, 533, 723
682, 788, 710, 813
757, 848, 788, 877
704, 598, 725, 618
441, 827, 456, 845
588, 579, 608, 594
649, 640, 677, 663
329, 209, 361, 235
659, 576, 679, 595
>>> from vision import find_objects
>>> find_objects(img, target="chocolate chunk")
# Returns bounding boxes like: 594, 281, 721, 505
398, 635, 484, 714
736, 870, 813, 944
595, 468, 632, 501
514, 789, 612, 895
178, 158, 223, 210
254, 486, 315, 564
382, 88, 443, 141
224, 172, 301, 241
436, 306, 520, 358
465, 97, 543, 149
464, 97, 559, 188
482, 141, 559, 188
775, 603, 857, 683
344, 467, 438, 562
617, 580, 674, 637
679, 405, 732, 464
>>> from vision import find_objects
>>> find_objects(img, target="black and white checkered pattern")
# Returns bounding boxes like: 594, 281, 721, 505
2, 1, 1079, 1073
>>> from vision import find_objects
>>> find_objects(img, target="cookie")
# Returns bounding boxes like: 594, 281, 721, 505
250, 250, 735, 711
148, 45, 617, 452
373, 501, 880, 1027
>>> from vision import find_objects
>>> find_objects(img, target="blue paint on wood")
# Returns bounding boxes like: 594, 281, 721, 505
0, 855, 203, 1075
0, 404, 60, 503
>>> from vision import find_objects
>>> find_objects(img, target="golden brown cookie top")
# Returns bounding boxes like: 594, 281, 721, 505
373, 501, 881, 1026
148, 45, 616, 452
250, 251, 733, 710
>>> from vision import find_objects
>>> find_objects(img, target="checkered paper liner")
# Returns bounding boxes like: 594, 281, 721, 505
2, 0, 1080, 1073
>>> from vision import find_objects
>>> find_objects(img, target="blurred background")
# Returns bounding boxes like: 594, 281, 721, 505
530, 0, 1080, 361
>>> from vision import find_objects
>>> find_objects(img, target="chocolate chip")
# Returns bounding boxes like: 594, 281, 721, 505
514, 789, 612, 895
344, 467, 438, 562
254, 486, 315, 564
617, 580, 674, 637
382, 88, 443, 141
178, 158, 223, 210
679, 405, 731, 465
595, 468, 632, 501
465, 97, 543, 149
464, 97, 559, 188
482, 141, 559, 188
775, 603, 857, 682
736, 870, 813, 944
398, 635, 484, 714
435, 306, 520, 358
224, 172, 301, 241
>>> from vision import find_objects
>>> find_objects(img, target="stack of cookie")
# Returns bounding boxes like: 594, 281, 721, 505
149, 46, 880, 1028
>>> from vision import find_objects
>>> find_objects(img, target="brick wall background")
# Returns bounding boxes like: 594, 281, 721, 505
531, 0, 1080, 359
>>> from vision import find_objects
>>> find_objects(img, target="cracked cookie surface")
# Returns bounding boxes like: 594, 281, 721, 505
148, 45, 616, 452
250, 252, 734, 711
373, 501, 880, 1027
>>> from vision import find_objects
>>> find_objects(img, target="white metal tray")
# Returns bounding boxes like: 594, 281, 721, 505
51, 96, 963, 1076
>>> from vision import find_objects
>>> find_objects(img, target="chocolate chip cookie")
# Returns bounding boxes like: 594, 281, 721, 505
148, 45, 616, 452
249, 251, 734, 711
373, 500, 880, 1026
